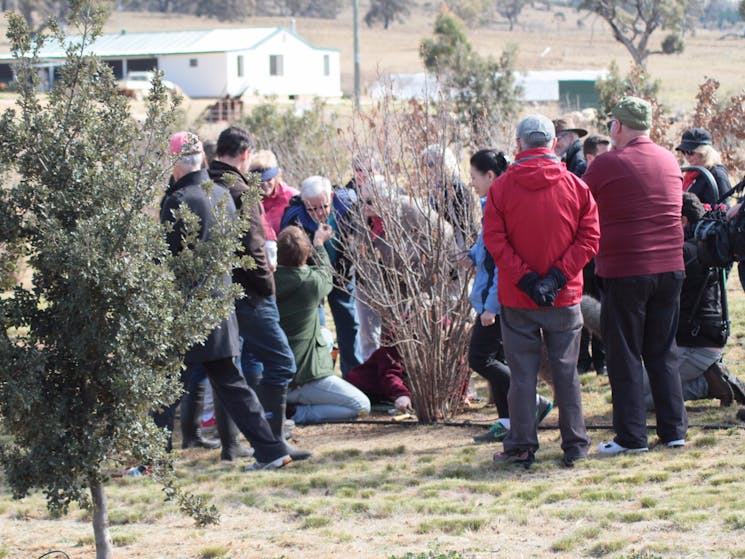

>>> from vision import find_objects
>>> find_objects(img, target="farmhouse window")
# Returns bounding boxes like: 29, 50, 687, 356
270, 55, 283, 76
189, 58, 198, 67
323, 54, 330, 77
237, 55, 244, 77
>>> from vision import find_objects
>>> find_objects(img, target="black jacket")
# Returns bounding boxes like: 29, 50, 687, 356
688, 164, 731, 206
159, 168, 241, 363
208, 160, 275, 299
677, 227, 727, 348
563, 140, 587, 178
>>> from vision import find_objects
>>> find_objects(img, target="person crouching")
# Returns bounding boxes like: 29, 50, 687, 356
274, 225, 371, 424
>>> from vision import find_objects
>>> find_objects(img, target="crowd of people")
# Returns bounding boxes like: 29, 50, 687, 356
159, 95, 745, 471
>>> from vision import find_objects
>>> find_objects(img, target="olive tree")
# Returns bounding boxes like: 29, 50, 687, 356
0, 2, 245, 557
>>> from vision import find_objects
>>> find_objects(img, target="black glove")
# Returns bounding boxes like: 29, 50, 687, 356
532, 268, 567, 307
517, 272, 540, 297
543, 267, 567, 291
518, 271, 551, 306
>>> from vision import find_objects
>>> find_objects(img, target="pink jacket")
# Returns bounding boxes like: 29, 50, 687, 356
262, 181, 299, 236
483, 147, 600, 309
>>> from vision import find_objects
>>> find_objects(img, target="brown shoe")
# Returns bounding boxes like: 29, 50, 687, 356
719, 364, 745, 405
704, 362, 734, 406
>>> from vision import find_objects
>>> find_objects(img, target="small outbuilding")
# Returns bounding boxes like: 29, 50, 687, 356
371, 69, 607, 110
0, 26, 342, 99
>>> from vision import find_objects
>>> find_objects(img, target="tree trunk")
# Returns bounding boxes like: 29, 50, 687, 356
91, 481, 113, 559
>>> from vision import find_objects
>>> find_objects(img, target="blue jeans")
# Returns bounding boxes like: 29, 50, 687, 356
288, 374, 371, 424
235, 295, 296, 387
328, 283, 363, 376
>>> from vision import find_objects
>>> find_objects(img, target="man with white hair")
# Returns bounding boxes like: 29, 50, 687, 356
159, 131, 293, 471
483, 114, 599, 469
281, 175, 363, 376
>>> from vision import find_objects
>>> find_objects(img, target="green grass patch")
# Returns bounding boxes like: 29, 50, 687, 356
724, 514, 745, 531
368, 445, 406, 457
693, 434, 718, 447
112, 532, 137, 546
302, 515, 331, 529
323, 448, 362, 461
108, 508, 144, 525
76, 535, 95, 547
417, 517, 487, 535
639, 496, 657, 508
550, 527, 601, 553
579, 488, 628, 502
589, 539, 626, 557
199, 545, 231, 559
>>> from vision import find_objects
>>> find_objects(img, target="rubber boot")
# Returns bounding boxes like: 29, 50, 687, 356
257, 383, 312, 461
214, 397, 254, 461
181, 380, 221, 449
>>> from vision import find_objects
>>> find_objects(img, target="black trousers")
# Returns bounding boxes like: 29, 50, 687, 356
468, 316, 511, 418
601, 272, 688, 448
578, 328, 605, 371
203, 357, 287, 463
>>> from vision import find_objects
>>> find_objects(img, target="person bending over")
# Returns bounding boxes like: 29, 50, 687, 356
274, 225, 371, 424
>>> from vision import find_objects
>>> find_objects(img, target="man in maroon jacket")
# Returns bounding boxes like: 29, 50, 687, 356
483, 114, 600, 468
583, 96, 687, 455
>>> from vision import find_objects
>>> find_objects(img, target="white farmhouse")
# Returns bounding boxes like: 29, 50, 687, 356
0, 27, 342, 99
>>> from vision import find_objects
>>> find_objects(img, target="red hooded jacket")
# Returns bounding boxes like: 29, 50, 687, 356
483, 147, 600, 309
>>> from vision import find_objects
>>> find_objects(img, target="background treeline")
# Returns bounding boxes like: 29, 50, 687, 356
4, 0, 743, 29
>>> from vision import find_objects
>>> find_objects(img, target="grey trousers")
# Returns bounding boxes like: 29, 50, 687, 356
500, 304, 590, 459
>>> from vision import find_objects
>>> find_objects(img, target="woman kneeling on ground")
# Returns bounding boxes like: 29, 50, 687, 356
274, 225, 371, 424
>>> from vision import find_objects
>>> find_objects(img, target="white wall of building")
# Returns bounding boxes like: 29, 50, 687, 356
159, 52, 228, 98
246, 30, 341, 97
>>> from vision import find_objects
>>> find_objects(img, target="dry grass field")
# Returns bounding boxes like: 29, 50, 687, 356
0, 282, 744, 558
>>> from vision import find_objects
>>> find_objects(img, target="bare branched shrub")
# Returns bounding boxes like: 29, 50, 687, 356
691, 77, 745, 176
339, 95, 478, 422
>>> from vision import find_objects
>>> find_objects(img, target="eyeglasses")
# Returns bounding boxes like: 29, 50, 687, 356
305, 203, 331, 213
681, 150, 695, 156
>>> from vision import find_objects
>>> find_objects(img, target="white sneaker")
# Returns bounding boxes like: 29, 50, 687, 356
597, 440, 648, 455
244, 455, 292, 471
666, 439, 685, 448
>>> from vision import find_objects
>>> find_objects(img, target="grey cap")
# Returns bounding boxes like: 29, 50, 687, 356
516, 115, 555, 147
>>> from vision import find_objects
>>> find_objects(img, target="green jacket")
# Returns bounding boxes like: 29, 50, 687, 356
275, 246, 335, 386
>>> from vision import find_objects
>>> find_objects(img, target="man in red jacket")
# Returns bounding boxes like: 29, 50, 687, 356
483, 114, 599, 468
583, 96, 687, 455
